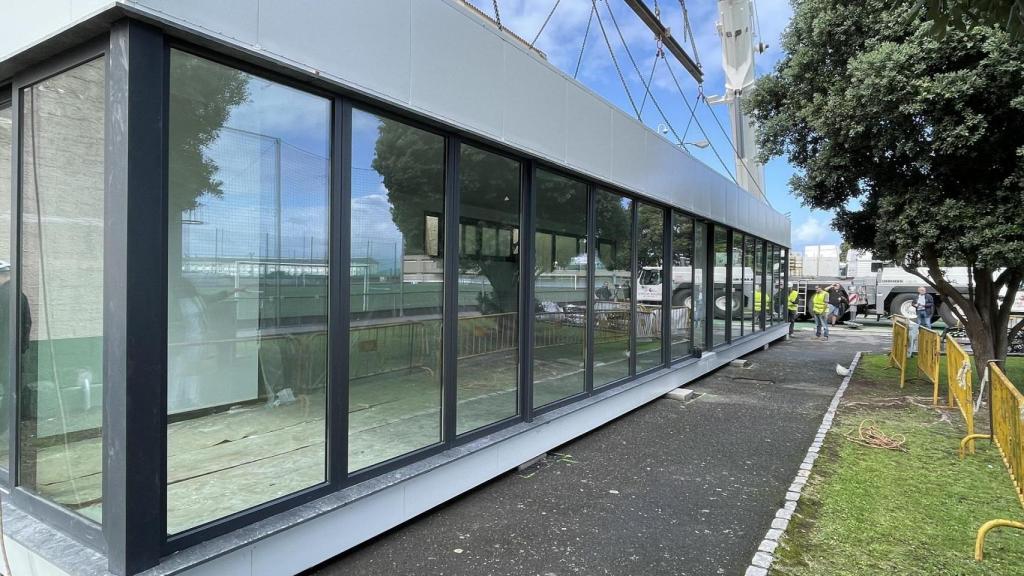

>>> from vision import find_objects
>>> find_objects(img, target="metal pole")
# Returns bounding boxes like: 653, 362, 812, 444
275, 137, 282, 328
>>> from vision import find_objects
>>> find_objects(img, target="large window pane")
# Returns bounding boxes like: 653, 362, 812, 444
670, 212, 693, 360
167, 51, 330, 532
594, 190, 633, 387
712, 227, 729, 346
0, 101, 10, 471
732, 233, 745, 338
19, 58, 105, 522
692, 221, 707, 351
533, 170, 588, 406
770, 242, 778, 323
350, 109, 444, 469
745, 235, 756, 334
636, 203, 664, 372
754, 239, 765, 330
767, 246, 776, 326
457, 145, 520, 433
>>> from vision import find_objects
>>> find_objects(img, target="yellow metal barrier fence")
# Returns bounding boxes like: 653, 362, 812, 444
974, 362, 1024, 560
918, 326, 941, 404
889, 317, 908, 388
945, 338, 977, 456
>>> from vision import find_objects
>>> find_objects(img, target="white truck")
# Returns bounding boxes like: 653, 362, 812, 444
638, 265, 755, 319
829, 249, 1024, 323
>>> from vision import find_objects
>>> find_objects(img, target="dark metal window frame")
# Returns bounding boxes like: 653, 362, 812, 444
0, 19, 790, 574
668, 210, 699, 364
8, 33, 110, 556
0, 84, 11, 487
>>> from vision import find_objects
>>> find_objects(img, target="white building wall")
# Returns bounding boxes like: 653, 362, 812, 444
0, 0, 789, 246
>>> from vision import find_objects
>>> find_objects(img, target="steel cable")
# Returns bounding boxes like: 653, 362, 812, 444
574, 4, 596, 79
592, 0, 641, 119
530, 0, 561, 48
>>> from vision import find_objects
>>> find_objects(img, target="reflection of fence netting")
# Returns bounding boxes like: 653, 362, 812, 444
182, 126, 328, 262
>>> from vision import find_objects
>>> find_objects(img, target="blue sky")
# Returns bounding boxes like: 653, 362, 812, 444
464, 0, 842, 254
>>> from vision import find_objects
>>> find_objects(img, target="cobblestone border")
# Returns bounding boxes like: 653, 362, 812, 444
743, 351, 863, 576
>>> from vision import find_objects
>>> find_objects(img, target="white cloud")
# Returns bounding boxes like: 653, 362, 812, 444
793, 216, 830, 245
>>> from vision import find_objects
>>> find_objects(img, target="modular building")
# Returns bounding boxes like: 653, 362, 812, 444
0, 2, 791, 575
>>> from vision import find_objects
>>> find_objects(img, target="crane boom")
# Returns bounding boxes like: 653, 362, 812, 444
710, 0, 766, 200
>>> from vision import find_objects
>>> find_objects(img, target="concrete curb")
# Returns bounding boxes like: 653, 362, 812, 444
743, 351, 863, 576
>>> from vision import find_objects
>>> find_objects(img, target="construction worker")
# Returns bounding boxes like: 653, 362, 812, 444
787, 286, 799, 336
754, 285, 765, 328
812, 286, 829, 340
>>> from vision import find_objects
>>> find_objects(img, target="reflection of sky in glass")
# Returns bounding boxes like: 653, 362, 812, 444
350, 109, 402, 275
184, 74, 330, 262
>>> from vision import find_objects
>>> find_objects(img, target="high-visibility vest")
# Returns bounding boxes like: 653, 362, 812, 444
754, 290, 763, 312
812, 291, 828, 314
787, 289, 799, 311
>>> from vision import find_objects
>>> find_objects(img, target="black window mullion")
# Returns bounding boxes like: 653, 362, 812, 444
661, 208, 671, 366
6, 85, 19, 489
442, 136, 460, 444
724, 230, 732, 343
520, 160, 535, 421
105, 20, 166, 574
585, 184, 596, 393
629, 201, 638, 376
331, 97, 350, 486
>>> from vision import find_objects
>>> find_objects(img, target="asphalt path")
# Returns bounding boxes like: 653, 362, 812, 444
308, 325, 887, 576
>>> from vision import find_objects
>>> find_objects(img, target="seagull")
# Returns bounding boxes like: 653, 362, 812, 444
836, 364, 850, 377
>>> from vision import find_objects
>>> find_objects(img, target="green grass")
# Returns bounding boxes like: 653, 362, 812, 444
771, 353, 1024, 576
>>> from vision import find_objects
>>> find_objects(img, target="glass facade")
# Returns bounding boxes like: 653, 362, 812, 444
0, 100, 10, 472
712, 227, 729, 347
18, 58, 106, 523
732, 233, 745, 338
349, 108, 444, 466
754, 239, 765, 331
745, 235, 757, 334
594, 190, 633, 387
166, 50, 331, 532
692, 221, 707, 352
669, 212, 693, 361
636, 203, 665, 373
0, 35, 792, 564
533, 170, 588, 406
457, 144, 521, 433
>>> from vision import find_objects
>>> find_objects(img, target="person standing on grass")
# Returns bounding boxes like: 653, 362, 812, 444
812, 286, 829, 340
913, 285, 934, 329
787, 286, 799, 336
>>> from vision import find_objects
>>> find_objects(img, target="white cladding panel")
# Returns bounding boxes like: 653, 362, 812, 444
256, 0, 413, 103
502, 43, 567, 160
0, 0, 790, 247
0, 0, 110, 60
610, 111, 648, 190
135, 0, 258, 45
410, 0, 505, 139
564, 82, 613, 180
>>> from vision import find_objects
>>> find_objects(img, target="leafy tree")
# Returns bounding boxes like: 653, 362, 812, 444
913, 0, 1024, 40
748, 0, 1024, 367
373, 118, 632, 313
168, 54, 250, 217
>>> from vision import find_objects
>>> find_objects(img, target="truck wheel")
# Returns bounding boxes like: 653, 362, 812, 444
672, 289, 693, 309
712, 290, 742, 319
938, 303, 960, 328
890, 294, 918, 319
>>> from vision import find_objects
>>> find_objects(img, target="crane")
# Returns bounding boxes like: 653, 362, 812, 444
708, 0, 767, 200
